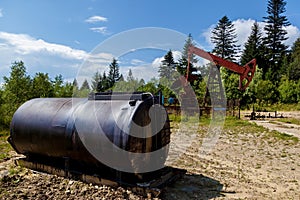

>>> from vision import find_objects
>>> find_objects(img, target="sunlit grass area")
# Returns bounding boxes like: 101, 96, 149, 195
0, 130, 12, 162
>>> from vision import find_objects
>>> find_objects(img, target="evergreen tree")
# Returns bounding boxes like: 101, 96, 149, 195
32, 72, 53, 98
182, 34, 197, 63
211, 15, 239, 61
287, 37, 300, 81
73, 78, 79, 90
127, 69, 135, 82
91, 71, 101, 92
119, 74, 124, 82
77, 79, 90, 97
263, 0, 290, 81
72, 78, 80, 97
2, 61, 32, 126
211, 16, 240, 101
3, 61, 32, 104
97, 72, 110, 92
52, 74, 64, 97
60, 82, 74, 97
241, 22, 263, 66
159, 50, 176, 79
177, 34, 200, 84
80, 79, 90, 90
108, 58, 121, 88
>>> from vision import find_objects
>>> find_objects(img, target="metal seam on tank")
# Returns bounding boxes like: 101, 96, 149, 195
51, 99, 72, 128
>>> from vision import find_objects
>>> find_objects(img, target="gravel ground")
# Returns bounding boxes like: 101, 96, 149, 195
1, 112, 299, 199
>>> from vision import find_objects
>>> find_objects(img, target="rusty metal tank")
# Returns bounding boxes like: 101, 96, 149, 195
8, 92, 171, 174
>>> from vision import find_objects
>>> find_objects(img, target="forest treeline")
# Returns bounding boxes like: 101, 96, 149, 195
0, 0, 300, 128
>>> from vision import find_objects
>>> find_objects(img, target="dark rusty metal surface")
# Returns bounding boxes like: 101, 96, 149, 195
8, 93, 171, 175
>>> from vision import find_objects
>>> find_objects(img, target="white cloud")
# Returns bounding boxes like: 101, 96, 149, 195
0, 32, 88, 60
152, 50, 182, 68
233, 19, 257, 47
130, 59, 145, 66
85, 15, 107, 23
202, 18, 300, 51
284, 25, 300, 47
0, 32, 92, 81
152, 57, 164, 68
0, 9, 3, 17
90, 27, 108, 35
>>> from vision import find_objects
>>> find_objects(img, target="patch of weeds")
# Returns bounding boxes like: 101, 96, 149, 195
8, 166, 26, 176
255, 163, 262, 169
268, 130, 298, 144
0, 130, 12, 162
281, 153, 288, 158
223, 117, 266, 134
277, 118, 300, 126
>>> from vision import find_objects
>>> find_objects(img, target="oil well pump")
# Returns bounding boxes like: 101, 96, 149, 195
186, 45, 256, 91
182, 45, 256, 111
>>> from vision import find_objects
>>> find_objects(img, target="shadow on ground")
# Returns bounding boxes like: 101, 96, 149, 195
161, 173, 224, 200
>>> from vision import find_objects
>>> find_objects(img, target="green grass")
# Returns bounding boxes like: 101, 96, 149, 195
168, 113, 210, 125
268, 130, 299, 144
208, 116, 298, 144
0, 130, 12, 162
223, 116, 266, 132
277, 118, 300, 126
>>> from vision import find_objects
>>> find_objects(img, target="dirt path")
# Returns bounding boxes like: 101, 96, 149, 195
242, 111, 300, 138
252, 120, 300, 138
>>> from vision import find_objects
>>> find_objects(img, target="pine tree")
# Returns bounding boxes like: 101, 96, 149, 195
32, 72, 53, 98
288, 37, 300, 81
73, 78, 79, 90
91, 71, 101, 91
211, 16, 239, 102
127, 69, 135, 82
263, 0, 290, 81
97, 72, 110, 92
2, 61, 32, 126
241, 22, 263, 66
182, 34, 197, 63
211, 16, 239, 62
177, 34, 199, 82
80, 79, 90, 91
159, 50, 176, 79
52, 74, 64, 97
3, 61, 32, 104
108, 58, 121, 88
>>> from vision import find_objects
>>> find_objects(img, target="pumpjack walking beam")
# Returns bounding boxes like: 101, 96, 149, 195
187, 45, 256, 90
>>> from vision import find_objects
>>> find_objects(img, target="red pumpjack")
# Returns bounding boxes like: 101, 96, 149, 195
186, 45, 256, 90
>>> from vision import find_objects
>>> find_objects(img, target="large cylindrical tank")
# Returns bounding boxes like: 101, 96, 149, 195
9, 93, 170, 174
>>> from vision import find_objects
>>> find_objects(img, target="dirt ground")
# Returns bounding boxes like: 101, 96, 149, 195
0, 111, 299, 199
164, 112, 300, 199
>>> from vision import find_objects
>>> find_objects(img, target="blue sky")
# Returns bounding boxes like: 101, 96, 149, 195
0, 0, 299, 84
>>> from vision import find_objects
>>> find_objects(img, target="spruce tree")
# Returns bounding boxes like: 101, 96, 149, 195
177, 34, 199, 82
108, 58, 121, 88
182, 33, 197, 63
288, 37, 300, 81
2, 61, 32, 125
80, 79, 90, 91
91, 71, 102, 92
32, 72, 53, 98
241, 22, 263, 66
159, 50, 176, 79
210, 16, 239, 102
127, 69, 135, 82
97, 72, 110, 92
211, 15, 239, 62
263, 0, 290, 81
